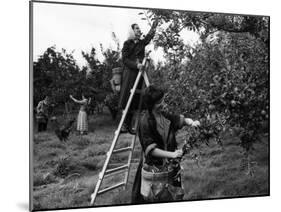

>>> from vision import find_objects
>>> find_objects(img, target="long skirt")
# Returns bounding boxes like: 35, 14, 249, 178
77, 110, 88, 132
132, 158, 145, 204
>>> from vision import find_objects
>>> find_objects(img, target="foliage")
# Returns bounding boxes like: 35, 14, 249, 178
83, 32, 122, 93
82, 32, 122, 114
142, 10, 269, 154
34, 32, 122, 115
33, 46, 85, 105
142, 10, 269, 44
104, 93, 119, 120
33, 12, 269, 156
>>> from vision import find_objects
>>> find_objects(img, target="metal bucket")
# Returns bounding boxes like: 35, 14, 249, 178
140, 167, 184, 201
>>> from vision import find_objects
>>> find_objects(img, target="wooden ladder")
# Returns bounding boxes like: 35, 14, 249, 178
90, 51, 151, 206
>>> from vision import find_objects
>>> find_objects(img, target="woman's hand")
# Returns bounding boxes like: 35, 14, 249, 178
192, 120, 200, 127
152, 18, 159, 29
173, 149, 183, 159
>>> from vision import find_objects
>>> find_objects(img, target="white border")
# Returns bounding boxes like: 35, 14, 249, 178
1, 0, 279, 212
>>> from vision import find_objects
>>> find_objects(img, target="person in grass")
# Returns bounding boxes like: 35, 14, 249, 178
131, 85, 200, 203
36, 95, 51, 132
118, 19, 159, 134
70, 94, 91, 135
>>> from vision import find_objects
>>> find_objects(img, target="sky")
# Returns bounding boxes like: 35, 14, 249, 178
33, 2, 199, 67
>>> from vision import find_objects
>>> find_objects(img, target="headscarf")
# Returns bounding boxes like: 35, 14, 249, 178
127, 24, 136, 40
143, 85, 165, 112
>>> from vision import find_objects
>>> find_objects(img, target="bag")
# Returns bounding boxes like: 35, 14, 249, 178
140, 166, 184, 202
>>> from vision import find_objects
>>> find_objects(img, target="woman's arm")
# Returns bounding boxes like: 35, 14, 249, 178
151, 148, 183, 159
70, 95, 85, 104
162, 112, 200, 129
36, 101, 43, 113
143, 19, 159, 46
184, 118, 200, 127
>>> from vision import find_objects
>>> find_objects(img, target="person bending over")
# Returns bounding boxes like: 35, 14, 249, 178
132, 85, 200, 203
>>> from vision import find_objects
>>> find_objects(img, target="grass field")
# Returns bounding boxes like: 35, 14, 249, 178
32, 110, 269, 210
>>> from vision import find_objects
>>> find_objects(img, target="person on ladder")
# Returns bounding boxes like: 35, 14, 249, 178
118, 18, 159, 134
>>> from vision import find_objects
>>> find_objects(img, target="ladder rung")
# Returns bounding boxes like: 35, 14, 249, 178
104, 169, 126, 178
98, 182, 126, 195
113, 147, 132, 154
105, 164, 129, 175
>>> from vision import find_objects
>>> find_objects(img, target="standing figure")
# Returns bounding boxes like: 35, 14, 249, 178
131, 85, 200, 203
36, 96, 51, 132
70, 94, 91, 135
118, 19, 159, 134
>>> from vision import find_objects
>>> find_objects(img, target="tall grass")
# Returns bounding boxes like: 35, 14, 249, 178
33, 113, 268, 210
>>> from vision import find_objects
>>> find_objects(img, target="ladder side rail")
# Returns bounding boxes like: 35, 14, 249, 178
124, 84, 145, 187
142, 71, 150, 87
124, 59, 150, 187
124, 126, 138, 187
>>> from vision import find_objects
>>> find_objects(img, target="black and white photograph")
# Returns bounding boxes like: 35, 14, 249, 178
30, 0, 269, 211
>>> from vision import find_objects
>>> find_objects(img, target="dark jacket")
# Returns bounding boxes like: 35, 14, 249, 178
118, 29, 155, 109
131, 110, 185, 203
139, 111, 185, 165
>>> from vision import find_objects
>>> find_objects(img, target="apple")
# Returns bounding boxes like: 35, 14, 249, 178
250, 83, 256, 88
231, 100, 236, 107
239, 93, 245, 99
208, 104, 215, 110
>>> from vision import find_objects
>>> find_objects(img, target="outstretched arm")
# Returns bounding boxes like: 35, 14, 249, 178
151, 148, 183, 159
162, 112, 200, 129
36, 102, 42, 113
143, 18, 159, 45
69, 95, 85, 104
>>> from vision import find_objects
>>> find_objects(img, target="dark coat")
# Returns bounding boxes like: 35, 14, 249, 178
139, 111, 185, 165
131, 111, 185, 203
118, 30, 155, 110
